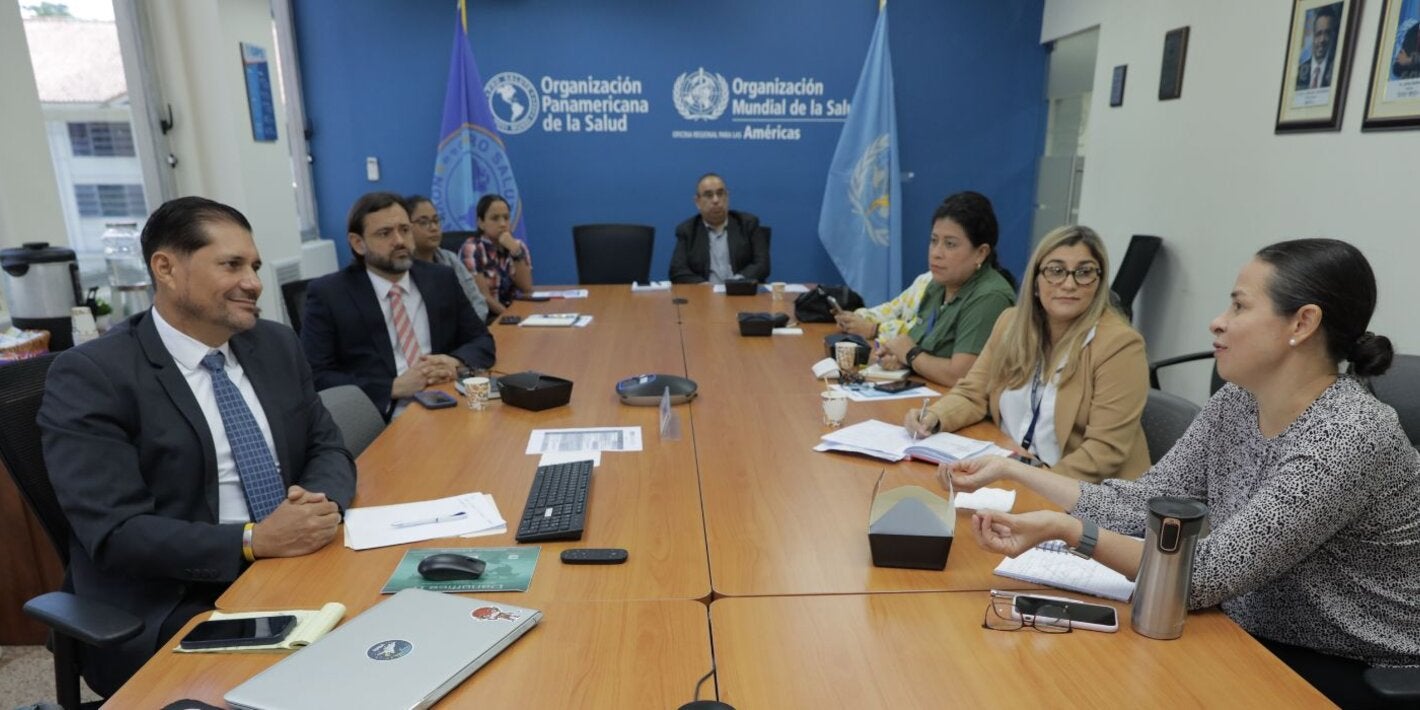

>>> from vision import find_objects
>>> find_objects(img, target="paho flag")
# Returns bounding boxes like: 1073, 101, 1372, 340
431, 0, 525, 239
818, 1, 900, 306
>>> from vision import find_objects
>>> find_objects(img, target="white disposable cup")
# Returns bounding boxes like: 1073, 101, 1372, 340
463, 376, 490, 410
835, 340, 858, 371
770, 282, 786, 301
821, 390, 849, 427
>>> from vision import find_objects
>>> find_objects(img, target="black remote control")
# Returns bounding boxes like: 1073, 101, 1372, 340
560, 548, 628, 565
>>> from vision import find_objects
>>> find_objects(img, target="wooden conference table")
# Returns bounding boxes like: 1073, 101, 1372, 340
106, 285, 1330, 708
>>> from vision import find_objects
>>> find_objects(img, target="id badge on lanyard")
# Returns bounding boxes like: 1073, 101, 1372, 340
1019, 364, 1045, 455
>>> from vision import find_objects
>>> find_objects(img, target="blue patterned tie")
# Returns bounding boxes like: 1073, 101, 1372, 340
200, 351, 285, 521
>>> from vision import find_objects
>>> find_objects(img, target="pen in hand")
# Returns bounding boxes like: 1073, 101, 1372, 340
390, 511, 468, 529
914, 397, 930, 440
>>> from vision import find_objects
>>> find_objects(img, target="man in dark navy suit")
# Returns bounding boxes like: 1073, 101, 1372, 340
39, 197, 356, 696
301, 192, 495, 418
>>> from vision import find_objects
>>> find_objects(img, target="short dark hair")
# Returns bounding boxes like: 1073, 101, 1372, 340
932, 191, 1015, 290
695, 172, 724, 194
475, 193, 509, 223
346, 191, 407, 236
1255, 238, 1393, 376
141, 196, 252, 280
403, 194, 433, 214
1314, 6, 1337, 28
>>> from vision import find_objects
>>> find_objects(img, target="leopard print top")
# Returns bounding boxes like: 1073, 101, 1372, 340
1074, 376, 1420, 667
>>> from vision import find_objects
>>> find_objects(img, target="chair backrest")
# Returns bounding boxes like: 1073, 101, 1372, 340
441, 230, 477, 256
281, 278, 312, 334
318, 385, 387, 457
0, 354, 72, 564
572, 224, 654, 284
1110, 235, 1163, 321
1141, 387, 1201, 465
1367, 354, 1420, 447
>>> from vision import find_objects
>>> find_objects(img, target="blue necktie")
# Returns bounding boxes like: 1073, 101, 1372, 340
200, 351, 285, 521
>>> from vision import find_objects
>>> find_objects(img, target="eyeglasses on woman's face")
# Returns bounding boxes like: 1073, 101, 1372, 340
1037, 263, 1101, 286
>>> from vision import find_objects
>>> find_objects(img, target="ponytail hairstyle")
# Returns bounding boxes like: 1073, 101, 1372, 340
932, 191, 1016, 291
1254, 238, 1393, 377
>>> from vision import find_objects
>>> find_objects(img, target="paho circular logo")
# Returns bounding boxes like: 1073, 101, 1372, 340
431, 124, 522, 233
849, 133, 893, 248
672, 68, 729, 121
484, 72, 539, 135
366, 639, 413, 661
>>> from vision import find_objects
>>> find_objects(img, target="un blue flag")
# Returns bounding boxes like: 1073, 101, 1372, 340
818, 3, 900, 306
431, 2, 526, 240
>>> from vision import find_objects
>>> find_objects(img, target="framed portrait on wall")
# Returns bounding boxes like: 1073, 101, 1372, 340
1362, 0, 1420, 130
1275, 0, 1364, 133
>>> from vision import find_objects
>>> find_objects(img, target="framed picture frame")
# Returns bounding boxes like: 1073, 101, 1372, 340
1158, 28, 1189, 100
1275, 0, 1364, 133
1362, 0, 1420, 130
1111, 65, 1128, 107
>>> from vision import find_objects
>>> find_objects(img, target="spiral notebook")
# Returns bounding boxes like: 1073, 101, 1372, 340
993, 539, 1136, 602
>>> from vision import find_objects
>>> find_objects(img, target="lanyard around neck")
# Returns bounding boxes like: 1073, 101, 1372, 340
1019, 364, 1046, 454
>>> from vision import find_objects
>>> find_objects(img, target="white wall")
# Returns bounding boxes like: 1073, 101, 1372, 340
0, 2, 69, 256
1042, 0, 1419, 401
145, 0, 303, 322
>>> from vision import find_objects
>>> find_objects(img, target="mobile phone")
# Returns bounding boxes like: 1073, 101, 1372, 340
1012, 594, 1119, 633
499, 315, 522, 325
179, 614, 297, 650
413, 390, 457, 409
825, 294, 844, 315
874, 380, 917, 394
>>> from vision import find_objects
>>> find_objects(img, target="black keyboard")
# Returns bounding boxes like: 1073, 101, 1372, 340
515, 459, 593, 542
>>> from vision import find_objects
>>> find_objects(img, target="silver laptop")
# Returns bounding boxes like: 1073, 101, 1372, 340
225, 589, 541, 710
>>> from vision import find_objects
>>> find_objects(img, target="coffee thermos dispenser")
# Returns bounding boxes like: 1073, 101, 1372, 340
1131, 496, 1209, 640
1, 242, 82, 351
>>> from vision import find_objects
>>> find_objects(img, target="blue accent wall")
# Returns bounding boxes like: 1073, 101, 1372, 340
293, 0, 1045, 289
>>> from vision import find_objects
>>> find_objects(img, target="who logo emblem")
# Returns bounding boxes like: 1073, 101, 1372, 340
849, 133, 893, 247
484, 72, 539, 135
672, 68, 729, 121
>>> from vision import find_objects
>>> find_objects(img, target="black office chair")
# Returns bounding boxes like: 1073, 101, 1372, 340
572, 224, 654, 284
1140, 388, 1201, 465
441, 230, 478, 256
1149, 351, 1225, 396
0, 355, 143, 710
280, 278, 312, 335
1366, 354, 1420, 448
1110, 235, 1162, 323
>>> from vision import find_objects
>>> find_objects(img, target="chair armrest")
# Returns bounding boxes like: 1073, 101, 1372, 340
1364, 667, 1420, 701
23, 591, 144, 647
1149, 351, 1215, 389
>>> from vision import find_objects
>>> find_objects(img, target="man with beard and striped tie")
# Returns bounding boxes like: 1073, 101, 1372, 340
301, 191, 495, 419
38, 196, 357, 697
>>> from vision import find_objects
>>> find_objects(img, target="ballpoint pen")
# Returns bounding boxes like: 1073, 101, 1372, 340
390, 511, 468, 528
914, 397, 930, 440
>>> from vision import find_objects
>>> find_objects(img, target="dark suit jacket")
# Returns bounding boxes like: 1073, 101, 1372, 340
668, 209, 770, 283
301, 260, 495, 415
1296, 55, 1334, 90
37, 311, 356, 696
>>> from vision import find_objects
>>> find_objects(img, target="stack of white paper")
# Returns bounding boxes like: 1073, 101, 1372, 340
343, 492, 506, 550
631, 281, 672, 291
531, 289, 589, 299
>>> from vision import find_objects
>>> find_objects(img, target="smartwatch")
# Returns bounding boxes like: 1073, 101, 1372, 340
1068, 518, 1099, 560
904, 346, 926, 371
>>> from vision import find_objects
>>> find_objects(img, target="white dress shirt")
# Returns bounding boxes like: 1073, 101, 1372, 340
997, 326, 1097, 466
151, 305, 278, 524
366, 270, 432, 375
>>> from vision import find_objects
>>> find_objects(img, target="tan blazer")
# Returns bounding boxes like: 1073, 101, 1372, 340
928, 307, 1150, 483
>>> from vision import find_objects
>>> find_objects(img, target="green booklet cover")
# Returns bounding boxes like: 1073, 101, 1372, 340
380, 547, 540, 594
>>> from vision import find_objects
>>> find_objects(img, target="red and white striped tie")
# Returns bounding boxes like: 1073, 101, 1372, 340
388, 284, 421, 369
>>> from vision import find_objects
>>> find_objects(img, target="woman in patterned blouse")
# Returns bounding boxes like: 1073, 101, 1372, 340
947, 238, 1419, 707
459, 194, 533, 316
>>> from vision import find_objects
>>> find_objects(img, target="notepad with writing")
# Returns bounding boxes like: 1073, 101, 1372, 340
815, 419, 1009, 463
993, 540, 1136, 602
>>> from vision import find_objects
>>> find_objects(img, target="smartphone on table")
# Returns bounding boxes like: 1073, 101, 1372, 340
412, 390, 457, 409
873, 380, 917, 394
1012, 593, 1120, 633
179, 614, 298, 650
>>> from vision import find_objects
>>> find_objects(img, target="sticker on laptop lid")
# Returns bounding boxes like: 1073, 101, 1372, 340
367, 640, 412, 660
471, 606, 521, 622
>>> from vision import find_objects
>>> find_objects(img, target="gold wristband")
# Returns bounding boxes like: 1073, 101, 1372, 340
242, 522, 256, 562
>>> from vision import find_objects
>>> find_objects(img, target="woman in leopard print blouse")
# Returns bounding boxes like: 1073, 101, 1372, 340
946, 239, 1418, 708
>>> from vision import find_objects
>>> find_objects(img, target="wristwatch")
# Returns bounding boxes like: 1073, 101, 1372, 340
904, 346, 925, 370
1069, 518, 1099, 559
509, 249, 526, 262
